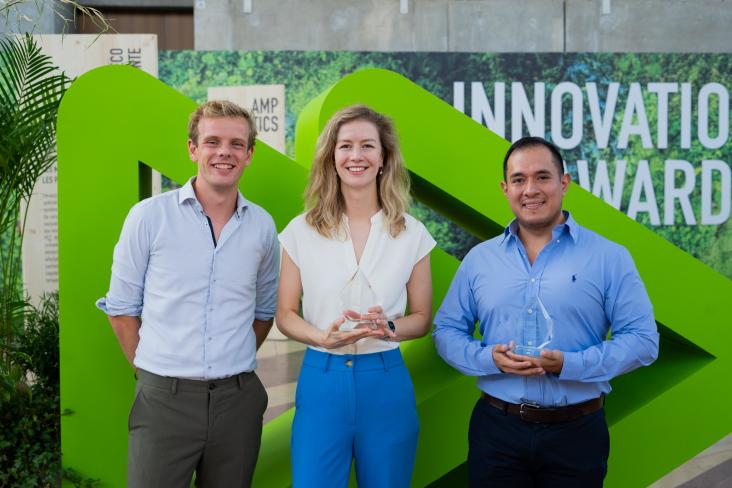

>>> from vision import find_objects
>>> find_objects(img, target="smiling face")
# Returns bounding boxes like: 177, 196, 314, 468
188, 116, 253, 195
334, 119, 383, 192
501, 144, 570, 233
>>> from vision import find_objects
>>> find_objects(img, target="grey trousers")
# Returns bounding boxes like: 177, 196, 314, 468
127, 369, 268, 488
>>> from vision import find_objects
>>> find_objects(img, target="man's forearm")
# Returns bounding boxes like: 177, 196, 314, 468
433, 325, 502, 376
108, 315, 141, 368
252, 318, 274, 350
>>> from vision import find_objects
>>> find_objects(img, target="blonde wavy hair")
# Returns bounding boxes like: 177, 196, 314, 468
305, 104, 411, 239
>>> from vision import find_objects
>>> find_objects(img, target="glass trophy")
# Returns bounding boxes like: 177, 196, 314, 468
513, 296, 553, 357
339, 268, 378, 331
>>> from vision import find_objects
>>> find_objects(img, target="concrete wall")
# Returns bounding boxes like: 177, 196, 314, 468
194, 0, 732, 52
0, 1, 65, 34
566, 0, 732, 52
4, 0, 730, 52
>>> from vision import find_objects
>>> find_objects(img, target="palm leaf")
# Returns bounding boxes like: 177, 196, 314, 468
0, 34, 69, 367
0, 34, 69, 199
0, 34, 68, 238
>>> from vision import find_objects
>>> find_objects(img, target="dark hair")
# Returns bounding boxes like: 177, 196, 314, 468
502, 136, 564, 180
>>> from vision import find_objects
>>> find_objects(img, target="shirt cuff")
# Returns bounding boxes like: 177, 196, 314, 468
96, 297, 142, 317
254, 312, 275, 322
558, 351, 582, 381
483, 344, 503, 375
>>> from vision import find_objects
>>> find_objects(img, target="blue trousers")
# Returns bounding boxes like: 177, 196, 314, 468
468, 398, 609, 487
291, 348, 419, 488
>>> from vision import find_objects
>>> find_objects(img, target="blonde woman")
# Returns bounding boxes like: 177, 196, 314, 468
276, 105, 435, 487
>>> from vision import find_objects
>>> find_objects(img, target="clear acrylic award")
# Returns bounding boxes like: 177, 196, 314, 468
339, 268, 378, 331
513, 296, 553, 357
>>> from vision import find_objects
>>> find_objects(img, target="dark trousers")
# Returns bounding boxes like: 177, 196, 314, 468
127, 369, 268, 488
468, 398, 609, 488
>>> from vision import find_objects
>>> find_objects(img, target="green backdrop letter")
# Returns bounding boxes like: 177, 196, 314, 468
57, 65, 731, 487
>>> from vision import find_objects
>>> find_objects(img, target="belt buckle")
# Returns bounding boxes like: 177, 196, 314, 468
519, 401, 540, 422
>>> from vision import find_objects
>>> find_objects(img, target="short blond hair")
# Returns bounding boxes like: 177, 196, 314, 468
188, 100, 257, 149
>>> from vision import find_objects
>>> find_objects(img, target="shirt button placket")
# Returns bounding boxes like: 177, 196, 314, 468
204, 252, 216, 377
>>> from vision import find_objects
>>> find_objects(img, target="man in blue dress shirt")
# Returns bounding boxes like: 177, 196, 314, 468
97, 100, 279, 487
433, 136, 659, 487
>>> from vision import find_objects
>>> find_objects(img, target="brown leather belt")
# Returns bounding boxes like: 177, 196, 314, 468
481, 393, 603, 424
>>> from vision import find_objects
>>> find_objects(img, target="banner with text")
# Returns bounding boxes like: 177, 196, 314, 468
160, 51, 732, 279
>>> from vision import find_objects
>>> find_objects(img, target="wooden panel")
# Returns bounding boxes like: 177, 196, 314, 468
76, 8, 193, 50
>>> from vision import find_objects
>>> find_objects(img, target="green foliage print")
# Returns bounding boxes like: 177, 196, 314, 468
159, 51, 732, 279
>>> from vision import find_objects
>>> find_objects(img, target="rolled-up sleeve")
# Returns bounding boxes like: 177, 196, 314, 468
96, 203, 150, 317
254, 218, 279, 321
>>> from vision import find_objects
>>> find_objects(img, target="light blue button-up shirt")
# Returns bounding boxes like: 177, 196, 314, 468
433, 213, 659, 406
96, 178, 279, 379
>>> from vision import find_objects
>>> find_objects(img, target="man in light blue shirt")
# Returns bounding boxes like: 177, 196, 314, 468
433, 136, 658, 487
97, 100, 278, 488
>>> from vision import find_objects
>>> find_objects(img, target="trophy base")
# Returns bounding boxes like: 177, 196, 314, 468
339, 320, 377, 332
339, 321, 356, 332
513, 345, 543, 357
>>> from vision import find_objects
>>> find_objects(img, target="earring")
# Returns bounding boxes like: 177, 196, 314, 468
379, 166, 383, 175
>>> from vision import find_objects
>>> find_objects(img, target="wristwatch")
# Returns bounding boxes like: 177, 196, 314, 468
387, 320, 396, 334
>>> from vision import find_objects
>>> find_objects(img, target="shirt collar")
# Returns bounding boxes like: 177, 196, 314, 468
370, 209, 384, 224
560, 211, 580, 242
499, 211, 578, 246
178, 177, 198, 206
178, 177, 249, 217
342, 209, 384, 225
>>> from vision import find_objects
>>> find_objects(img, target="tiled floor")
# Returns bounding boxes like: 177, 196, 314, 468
255, 337, 303, 423
651, 433, 732, 487
256, 337, 732, 487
